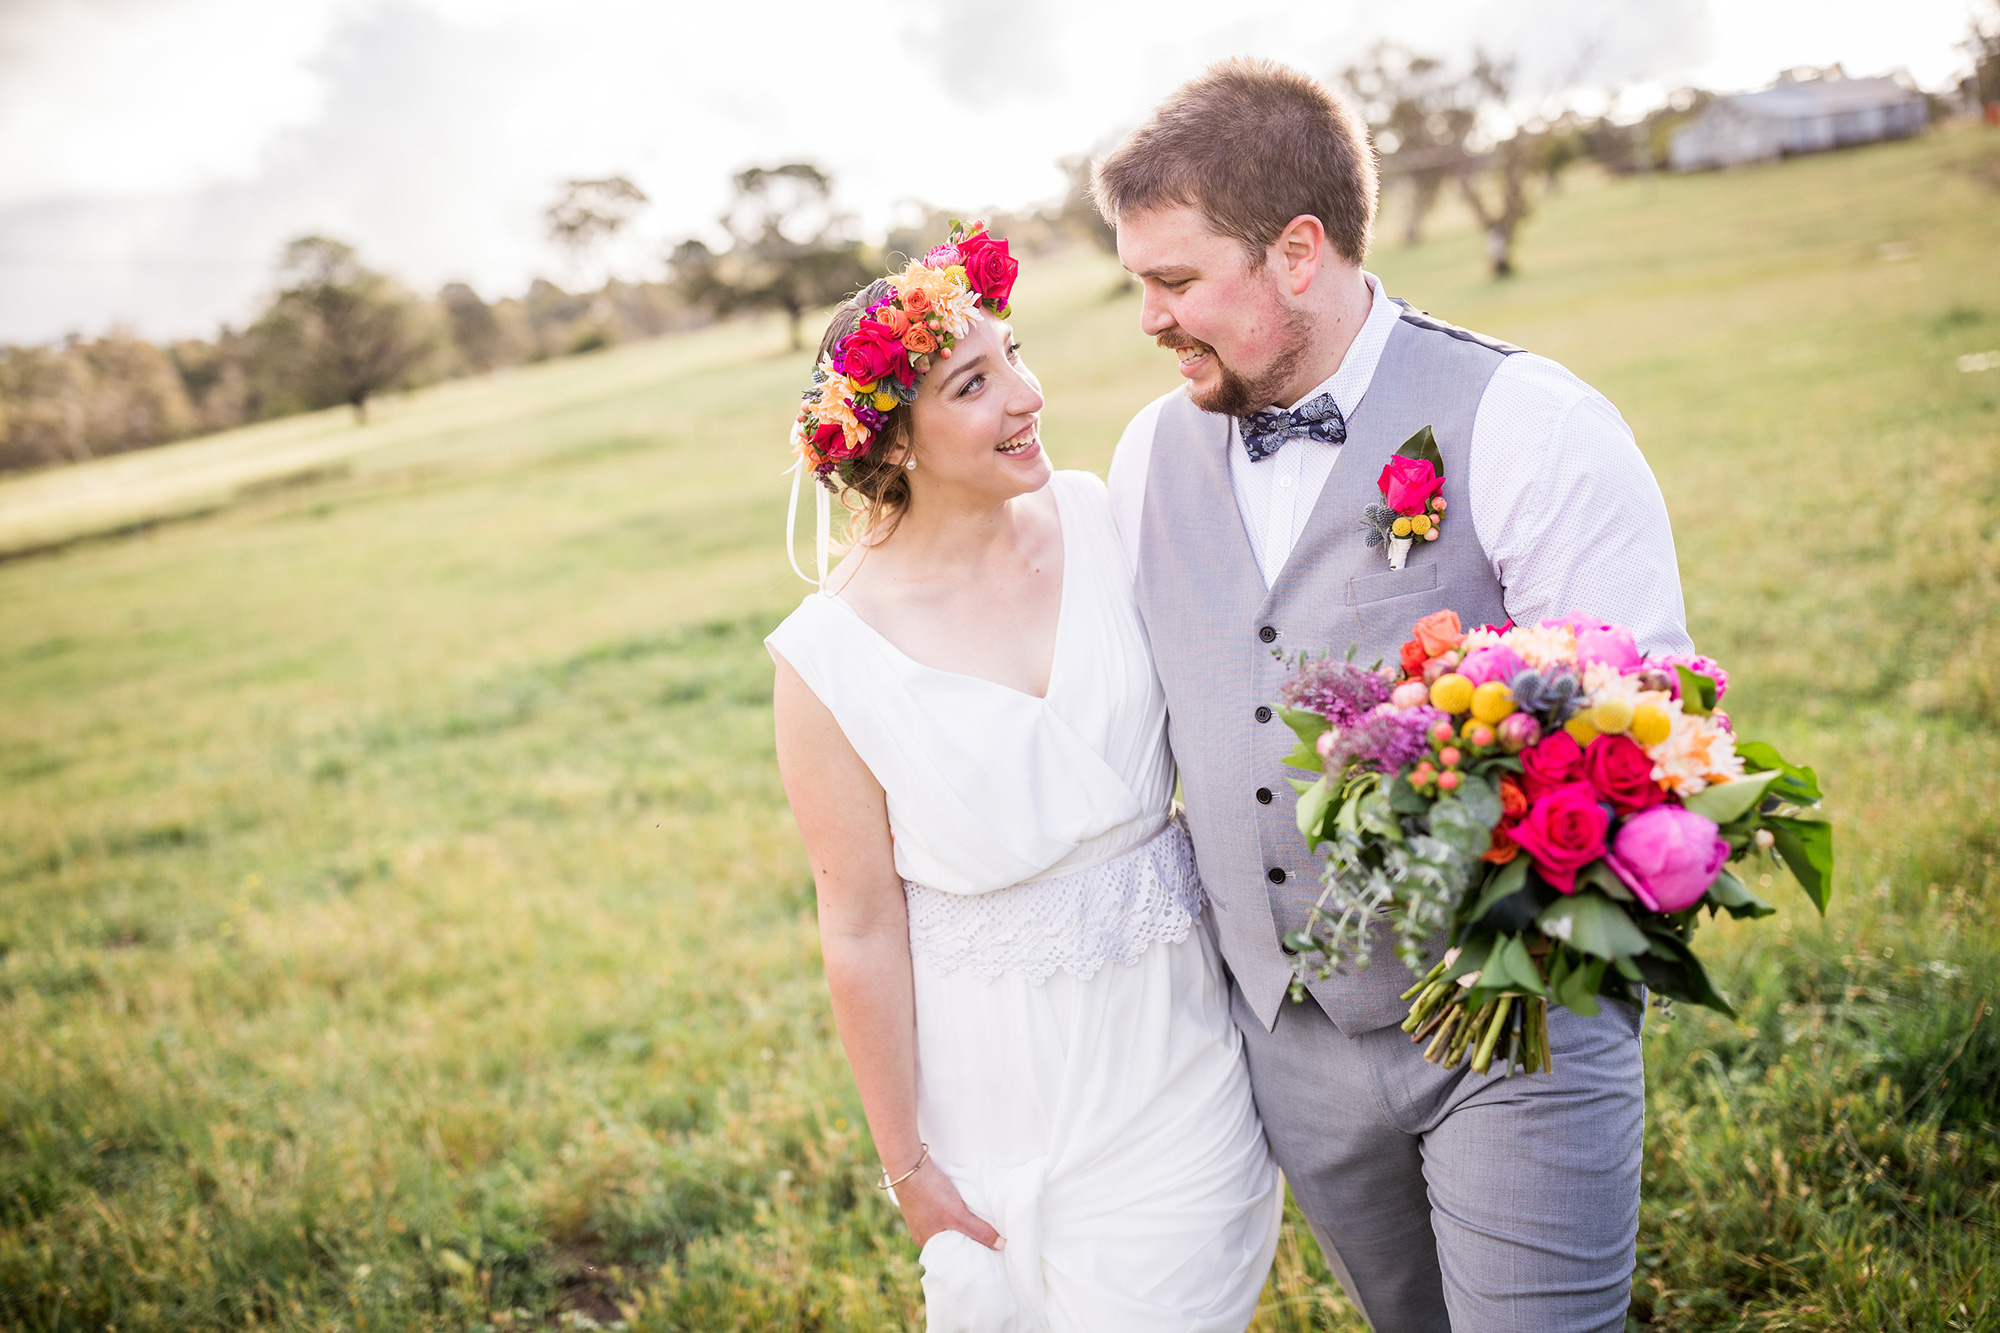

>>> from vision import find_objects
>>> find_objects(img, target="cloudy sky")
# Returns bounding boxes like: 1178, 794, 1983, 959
0, 0, 1980, 344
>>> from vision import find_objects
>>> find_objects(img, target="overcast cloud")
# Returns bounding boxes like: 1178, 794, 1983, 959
0, 0, 1977, 343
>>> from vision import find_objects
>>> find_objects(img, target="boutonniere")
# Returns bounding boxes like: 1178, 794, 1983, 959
1361, 426, 1449, 570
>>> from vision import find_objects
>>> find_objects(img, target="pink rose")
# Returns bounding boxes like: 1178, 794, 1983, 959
838, 322, 909, 387
958, 231, 1019, 308
1457, 644, 1524, 688
1606, 805, 1729, 912
1584, 733, 1668, 816
1519, 730, 1586, 802
1505, 781, 1611, 894
1378, 455, 1445, 516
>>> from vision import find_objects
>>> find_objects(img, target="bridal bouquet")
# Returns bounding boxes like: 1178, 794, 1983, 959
1276, 611, 1832, 1075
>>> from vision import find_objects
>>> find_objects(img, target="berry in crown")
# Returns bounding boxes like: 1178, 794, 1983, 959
790, 221, 1020, 485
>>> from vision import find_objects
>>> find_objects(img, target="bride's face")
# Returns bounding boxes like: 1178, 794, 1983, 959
1115, 204, 1310, 417
903, 313, 1049, 501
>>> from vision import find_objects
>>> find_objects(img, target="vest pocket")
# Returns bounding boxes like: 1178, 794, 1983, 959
1343, 563, 1439, 606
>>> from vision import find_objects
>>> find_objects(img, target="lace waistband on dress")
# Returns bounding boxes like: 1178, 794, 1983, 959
904, 814, 1203, 984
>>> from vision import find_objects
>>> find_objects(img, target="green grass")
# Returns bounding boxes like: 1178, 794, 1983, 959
2, 126, 1997, 1331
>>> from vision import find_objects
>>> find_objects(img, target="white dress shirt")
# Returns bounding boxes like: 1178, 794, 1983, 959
1106, 273, 1696, 656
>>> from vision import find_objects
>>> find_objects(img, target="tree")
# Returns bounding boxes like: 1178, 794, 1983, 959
545, 176, 649, 298
668, 163, 871, 351
250, 237, 435, 422
1338, 46, 1479, 247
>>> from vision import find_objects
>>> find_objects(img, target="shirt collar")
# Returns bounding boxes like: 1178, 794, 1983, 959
1278, 270, 1398, 420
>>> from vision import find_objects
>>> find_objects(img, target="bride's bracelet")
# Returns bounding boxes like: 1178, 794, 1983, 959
876, 1142, 930, 1190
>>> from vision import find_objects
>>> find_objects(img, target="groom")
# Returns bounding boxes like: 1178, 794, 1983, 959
1098, 59, 1695, 1332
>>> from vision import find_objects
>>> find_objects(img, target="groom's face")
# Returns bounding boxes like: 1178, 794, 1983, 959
1117, 204, 1309, 417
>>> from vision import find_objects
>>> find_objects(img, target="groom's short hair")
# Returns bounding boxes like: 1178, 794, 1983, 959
1093, 57, 1376, 267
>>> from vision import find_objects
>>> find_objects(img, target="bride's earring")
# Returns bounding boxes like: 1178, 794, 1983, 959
905, 456, 917, 471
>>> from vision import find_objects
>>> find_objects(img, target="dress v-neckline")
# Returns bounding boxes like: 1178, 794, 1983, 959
822, 480, 1074, 704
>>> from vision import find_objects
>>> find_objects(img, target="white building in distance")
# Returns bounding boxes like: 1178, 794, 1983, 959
1670, 71, 1928, 171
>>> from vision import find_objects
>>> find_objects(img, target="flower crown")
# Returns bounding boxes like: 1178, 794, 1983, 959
790, 221, 1020, 487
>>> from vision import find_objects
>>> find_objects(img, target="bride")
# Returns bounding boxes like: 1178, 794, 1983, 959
766, 226, 1282, 1329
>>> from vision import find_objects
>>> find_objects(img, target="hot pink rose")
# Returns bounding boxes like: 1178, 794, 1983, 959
1584, 733, 1668, 816
838, 322, 910, 387
1457, 644, 1525, 688
1378, 456, 1445, 516
1505, 781, 1611, 894
1606, 805, 1729, 912
958, 231, 1019, 307
1519, 730, 1586, 802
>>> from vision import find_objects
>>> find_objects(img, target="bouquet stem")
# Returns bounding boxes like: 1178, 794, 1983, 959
1386, 536, 1413, 570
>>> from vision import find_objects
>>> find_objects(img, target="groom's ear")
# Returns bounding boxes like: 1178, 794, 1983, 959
1273, 214, 1328, 297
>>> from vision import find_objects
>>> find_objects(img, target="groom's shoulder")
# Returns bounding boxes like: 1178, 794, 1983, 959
1390, 299, 1524, 359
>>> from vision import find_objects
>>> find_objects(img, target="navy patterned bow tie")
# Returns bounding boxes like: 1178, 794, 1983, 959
1238, 392, 1347, 462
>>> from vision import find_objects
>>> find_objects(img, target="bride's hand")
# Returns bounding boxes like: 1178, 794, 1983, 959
894, 1159, 1005, 1251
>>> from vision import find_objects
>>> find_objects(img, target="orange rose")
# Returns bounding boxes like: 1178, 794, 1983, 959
872, 305, 910, 337
1411, 609, 1464, 659
903, 325, 937, 354
1481, 775, 1530, 864
901, 287, 933, 316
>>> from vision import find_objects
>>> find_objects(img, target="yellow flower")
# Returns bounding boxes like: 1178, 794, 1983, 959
1392, 516, 1413, 538
1411, 514, 1433, 536
1470, 681, 1516, 724
1429, 673, 1475, 715
1631, 702, 1672, 747
872, 391, 898, 412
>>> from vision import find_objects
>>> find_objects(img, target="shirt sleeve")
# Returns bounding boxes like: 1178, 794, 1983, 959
1467, 354, 1695, 656
1105, 394, 1168, 576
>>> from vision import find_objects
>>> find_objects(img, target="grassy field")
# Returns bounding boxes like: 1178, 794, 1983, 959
3, 125, 1998, 1332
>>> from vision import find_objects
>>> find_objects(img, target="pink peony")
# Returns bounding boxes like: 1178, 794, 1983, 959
1457, 644, 1525, 688
1606, 805, 1730, 912
1575, 624, 1641, 673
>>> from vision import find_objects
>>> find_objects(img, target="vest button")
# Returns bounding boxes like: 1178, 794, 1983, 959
1254, 705, 1273, 723
1267, 867, 1287, 884
1258, 626, 1277, 643
1256, 787, 1273, 805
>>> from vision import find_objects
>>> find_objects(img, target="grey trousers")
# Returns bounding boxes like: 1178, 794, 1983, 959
1234, 983, 1644, 1333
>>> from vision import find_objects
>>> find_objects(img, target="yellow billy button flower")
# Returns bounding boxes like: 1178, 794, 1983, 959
1411, 514, 1433, 536
1470, 681, 1516, 724
1565, 713, 1600, 745
1429, 673, 1475, 715
1392, 516, 1414, 538
1631, 702, 1672, 747
872, 391, 898, 411
1590, 698, 1636, 734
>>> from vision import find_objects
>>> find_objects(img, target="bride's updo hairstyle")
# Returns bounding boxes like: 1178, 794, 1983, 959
788, 223, 1020, 559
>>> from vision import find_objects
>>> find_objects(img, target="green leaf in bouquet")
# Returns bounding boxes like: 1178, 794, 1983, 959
1681, 768, 1781, 825
1536, 890, 1651, 962
1632, 930, 1736, 1017
1736, 740, 1823, 804
1576, 859, 1635, 902
1464, 858, 1529, 930
1675, 665, 1718, 716
1295, 777, 1334, 845
1288, 778, 1318, 796
1706, 867, 1775, 919
1357, 787, 1404, 842
1485, 932, 1548, 997
1427, 795, 1489, 860
1394, 424, 1446, 475
1764, 814, 1834, 913
1551, 948, 1606, 1016
1454, 773, 1503, 829
1442, 936, 1491, 983
1277, 706, 1329, 773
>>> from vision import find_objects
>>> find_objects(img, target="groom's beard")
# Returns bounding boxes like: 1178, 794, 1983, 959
1157, 308, 1314, 417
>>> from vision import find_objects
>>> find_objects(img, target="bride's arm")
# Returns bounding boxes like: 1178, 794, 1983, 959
770, 653, 1003, 1253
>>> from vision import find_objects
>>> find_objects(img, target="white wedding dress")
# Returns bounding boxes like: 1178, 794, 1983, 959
767, 469, 1282, 1331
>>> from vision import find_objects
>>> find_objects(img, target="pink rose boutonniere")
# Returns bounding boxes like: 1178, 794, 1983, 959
1362, 426, 1450, 569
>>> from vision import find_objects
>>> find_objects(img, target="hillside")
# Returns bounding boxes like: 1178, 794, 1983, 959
2, 127, 1997, 1331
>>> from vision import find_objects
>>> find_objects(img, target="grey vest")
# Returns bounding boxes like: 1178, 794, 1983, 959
1136, 304, 1519, 1033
